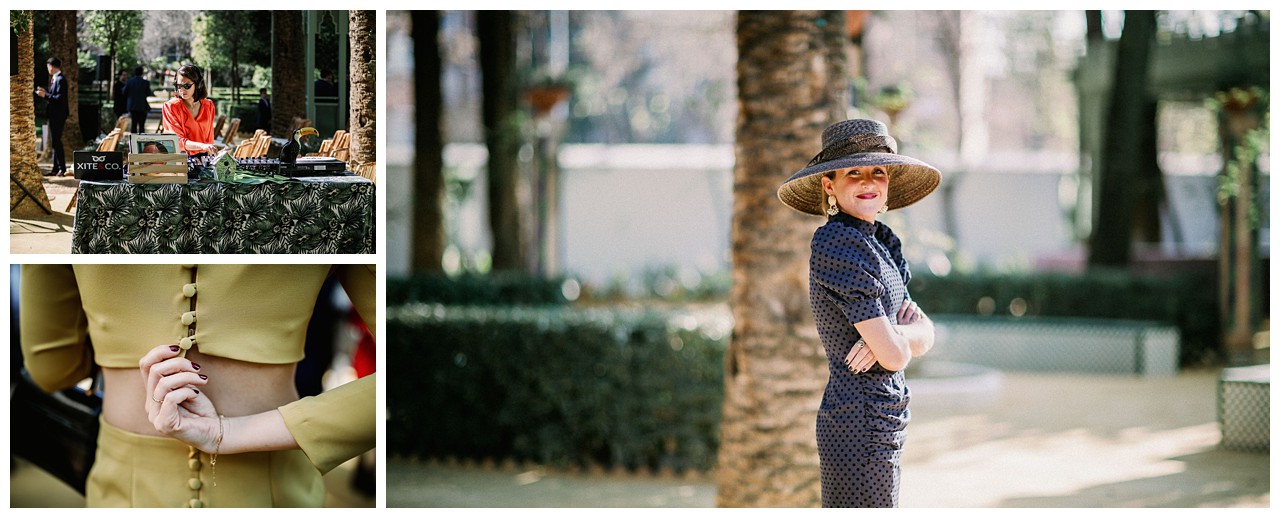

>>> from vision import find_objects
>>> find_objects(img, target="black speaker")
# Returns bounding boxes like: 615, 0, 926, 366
10, 27, 17, 77
96, 55, 110, 81
78, 103, 100, 140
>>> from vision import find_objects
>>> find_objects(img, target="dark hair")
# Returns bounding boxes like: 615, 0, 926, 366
259, 88, 267, 94
47, 57, 61, 68
134, 66, 144, 76
176, 64, 207, 101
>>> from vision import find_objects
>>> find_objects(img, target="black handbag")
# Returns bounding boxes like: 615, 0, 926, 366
10, 366, 102, 495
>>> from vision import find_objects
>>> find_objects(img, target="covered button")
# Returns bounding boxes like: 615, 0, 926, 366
188, 459, 202, 471
189, 499, 204, 508
188, 478, 203, 490
179, 336, 195, 350
181, 311, 197, 326
183, 283, 198, 298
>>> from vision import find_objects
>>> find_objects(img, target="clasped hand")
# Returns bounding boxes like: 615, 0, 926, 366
843, 300, 926, 372
139, 343, 221, 452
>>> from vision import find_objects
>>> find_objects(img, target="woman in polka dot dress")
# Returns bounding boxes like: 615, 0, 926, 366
777, 119, 942, 507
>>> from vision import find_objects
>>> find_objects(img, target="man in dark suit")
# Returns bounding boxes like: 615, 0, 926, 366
314, 69, 337, 98
35, 57, 69, 176
113, 70, 129, 118
123, 66, 152, 135
257, 88, 272, 132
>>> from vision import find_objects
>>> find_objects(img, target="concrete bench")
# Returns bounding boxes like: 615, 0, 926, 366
927, 316, 1180, 377
1218, 364, 1269, 451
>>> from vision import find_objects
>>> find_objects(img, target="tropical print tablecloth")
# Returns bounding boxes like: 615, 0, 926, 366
71, 176, 374, 254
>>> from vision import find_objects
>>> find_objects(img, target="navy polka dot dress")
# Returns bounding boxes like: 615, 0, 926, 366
809, 212, 912, 508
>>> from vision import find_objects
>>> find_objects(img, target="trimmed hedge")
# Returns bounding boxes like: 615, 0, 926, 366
388, 303, 728, 472
388, 273, 570, 306
908, 270, 1221, 365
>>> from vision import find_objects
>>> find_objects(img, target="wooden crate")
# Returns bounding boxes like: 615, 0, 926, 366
128, 153, 189, 184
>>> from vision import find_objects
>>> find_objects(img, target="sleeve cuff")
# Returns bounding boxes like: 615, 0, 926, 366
279, 374, 376, 474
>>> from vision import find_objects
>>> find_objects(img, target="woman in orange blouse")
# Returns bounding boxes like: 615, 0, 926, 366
162, 64, 218, 156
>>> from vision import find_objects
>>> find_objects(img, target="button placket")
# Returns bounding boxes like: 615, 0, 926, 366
177, 268, 198, 359
186, 447, 205, 507
180, 265, 207, 508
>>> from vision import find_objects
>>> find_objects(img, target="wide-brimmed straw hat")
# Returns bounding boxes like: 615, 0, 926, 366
777, 118, 941, 216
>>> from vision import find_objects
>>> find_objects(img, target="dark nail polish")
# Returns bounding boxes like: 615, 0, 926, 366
191, 362, 201, 370
199, 374, 208, 380
169, 345, 180, 352
193, 389, 199, 394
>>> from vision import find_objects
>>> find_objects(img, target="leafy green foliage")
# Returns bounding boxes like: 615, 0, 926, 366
192, 11, 268, 102
83, 11, 143, 69
389, 273, 571, 306
387, 304, 728, 471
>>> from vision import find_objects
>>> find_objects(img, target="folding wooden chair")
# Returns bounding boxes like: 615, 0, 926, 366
216, 118, 241, 148
212, 114, 227, 139
354, 161, 376, 183
252, 134, 272, 158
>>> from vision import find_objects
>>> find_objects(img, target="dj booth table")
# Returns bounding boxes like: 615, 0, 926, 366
70, 174, 374, 254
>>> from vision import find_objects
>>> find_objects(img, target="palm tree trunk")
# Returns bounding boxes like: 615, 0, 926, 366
718, 10, 848, 508
477, 10, 524, 271
49, 10, 82, 149
10, 11, 53, 216
412, 11, 445, 272
271, 11, 306, 138
348, 10, 376, 165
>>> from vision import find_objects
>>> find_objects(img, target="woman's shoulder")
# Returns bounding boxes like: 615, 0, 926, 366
811, 218, 875, 255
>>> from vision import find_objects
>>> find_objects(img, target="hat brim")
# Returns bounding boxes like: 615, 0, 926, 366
777, 152, 941, 215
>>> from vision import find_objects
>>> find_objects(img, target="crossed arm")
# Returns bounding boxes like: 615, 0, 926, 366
844, 300, 935, 373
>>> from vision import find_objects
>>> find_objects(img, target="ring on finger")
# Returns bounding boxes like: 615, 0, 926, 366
152, 395, 164, 403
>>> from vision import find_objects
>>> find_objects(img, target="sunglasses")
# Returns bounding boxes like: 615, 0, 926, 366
175, 82, 194, 90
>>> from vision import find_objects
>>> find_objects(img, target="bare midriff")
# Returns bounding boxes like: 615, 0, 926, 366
101, 346, 299, 436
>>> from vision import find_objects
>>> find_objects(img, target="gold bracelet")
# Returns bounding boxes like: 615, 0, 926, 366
212, 415, 224, 486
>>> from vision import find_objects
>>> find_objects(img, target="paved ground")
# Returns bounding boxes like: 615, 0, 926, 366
10, 163, 76, 254
388, 368, 1269, 507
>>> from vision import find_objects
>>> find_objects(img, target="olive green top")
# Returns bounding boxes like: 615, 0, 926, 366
20, 264, 376, 475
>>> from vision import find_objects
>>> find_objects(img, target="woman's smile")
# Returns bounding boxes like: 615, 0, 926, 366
823, 165, 891, 222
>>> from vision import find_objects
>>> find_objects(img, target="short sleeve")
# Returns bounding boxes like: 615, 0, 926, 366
810, 226, 888, 325
19, 264, 94, 392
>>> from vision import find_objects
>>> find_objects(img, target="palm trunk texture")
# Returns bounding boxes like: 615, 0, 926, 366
348, 10, 376, 165
11, 11, 53, 216
718, 10, 848, 508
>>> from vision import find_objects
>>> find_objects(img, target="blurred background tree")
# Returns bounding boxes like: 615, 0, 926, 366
412, 11, 446, 273
48, 11, 83, 151
192, 10, 269, 104
83, 10, 142, 100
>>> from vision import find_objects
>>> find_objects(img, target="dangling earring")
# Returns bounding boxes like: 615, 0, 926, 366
878, 204, 888, 214
826, 195, 839, 216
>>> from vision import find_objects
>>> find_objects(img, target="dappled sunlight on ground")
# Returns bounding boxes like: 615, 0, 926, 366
388, 369, 1268, 507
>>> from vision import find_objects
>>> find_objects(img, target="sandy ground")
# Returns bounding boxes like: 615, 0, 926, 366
10, 163, 77, 254
387, 368, 1269, 508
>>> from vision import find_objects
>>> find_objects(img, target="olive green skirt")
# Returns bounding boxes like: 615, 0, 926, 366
87, 416, 323, 507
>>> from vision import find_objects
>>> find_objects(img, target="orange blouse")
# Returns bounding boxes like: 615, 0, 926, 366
161, 97, 216, 154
